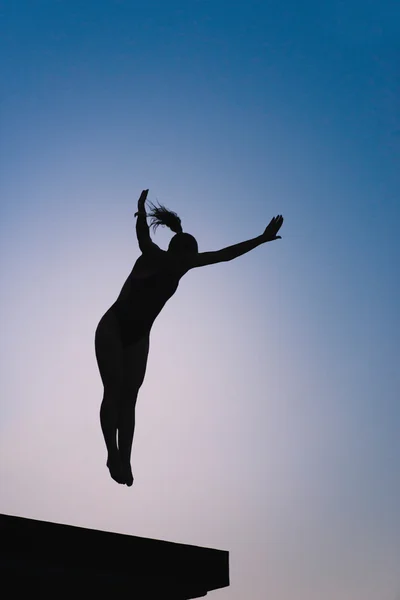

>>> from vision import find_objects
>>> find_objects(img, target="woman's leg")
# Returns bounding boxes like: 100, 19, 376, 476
95, 310, 125, 484
118, 334, 150, 486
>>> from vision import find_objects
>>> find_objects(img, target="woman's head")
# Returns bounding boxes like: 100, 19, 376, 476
168, 232, 198, 255
147, 201, 198, 256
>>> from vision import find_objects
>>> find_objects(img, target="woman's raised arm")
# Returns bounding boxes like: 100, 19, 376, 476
190, 215, 284, 268
135, 189, 162, 254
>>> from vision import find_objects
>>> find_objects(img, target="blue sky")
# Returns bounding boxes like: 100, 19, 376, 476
1, 2, 399, 599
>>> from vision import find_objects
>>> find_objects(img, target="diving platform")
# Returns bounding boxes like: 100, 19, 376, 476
0, 513, 229, 599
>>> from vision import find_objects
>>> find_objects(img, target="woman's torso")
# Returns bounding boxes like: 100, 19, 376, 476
109, 250, 189, 344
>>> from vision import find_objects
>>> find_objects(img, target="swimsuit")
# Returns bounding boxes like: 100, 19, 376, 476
110, 267, 181, 347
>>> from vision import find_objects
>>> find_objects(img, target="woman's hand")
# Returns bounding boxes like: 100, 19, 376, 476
135, 189, 149, 216
261, 215, 284, 242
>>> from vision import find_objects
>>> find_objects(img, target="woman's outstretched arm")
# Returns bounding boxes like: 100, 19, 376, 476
191, 215, 284, 268
135, 189, 162, 254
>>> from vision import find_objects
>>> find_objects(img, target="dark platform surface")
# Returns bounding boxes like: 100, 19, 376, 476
0, 513, 229, 599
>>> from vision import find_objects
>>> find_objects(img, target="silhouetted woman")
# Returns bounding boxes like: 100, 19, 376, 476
95, 189, 283, 486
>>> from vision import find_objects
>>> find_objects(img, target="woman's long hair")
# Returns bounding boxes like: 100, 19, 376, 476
147, 201, 183, 234
147, 201, 198, 254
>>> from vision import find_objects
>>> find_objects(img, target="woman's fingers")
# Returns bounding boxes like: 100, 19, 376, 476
275, 215, 283, 231
266, 215, 283, 239
138, 189, 149, 207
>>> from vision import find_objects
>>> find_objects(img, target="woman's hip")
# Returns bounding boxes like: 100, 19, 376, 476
96, 305, 151, 349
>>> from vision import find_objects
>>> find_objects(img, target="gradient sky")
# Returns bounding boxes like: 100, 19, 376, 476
1, 1, 399, 599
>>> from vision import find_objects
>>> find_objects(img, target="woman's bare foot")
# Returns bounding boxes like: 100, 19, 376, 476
121, 462, 134, 487
106, 454, 125, 484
